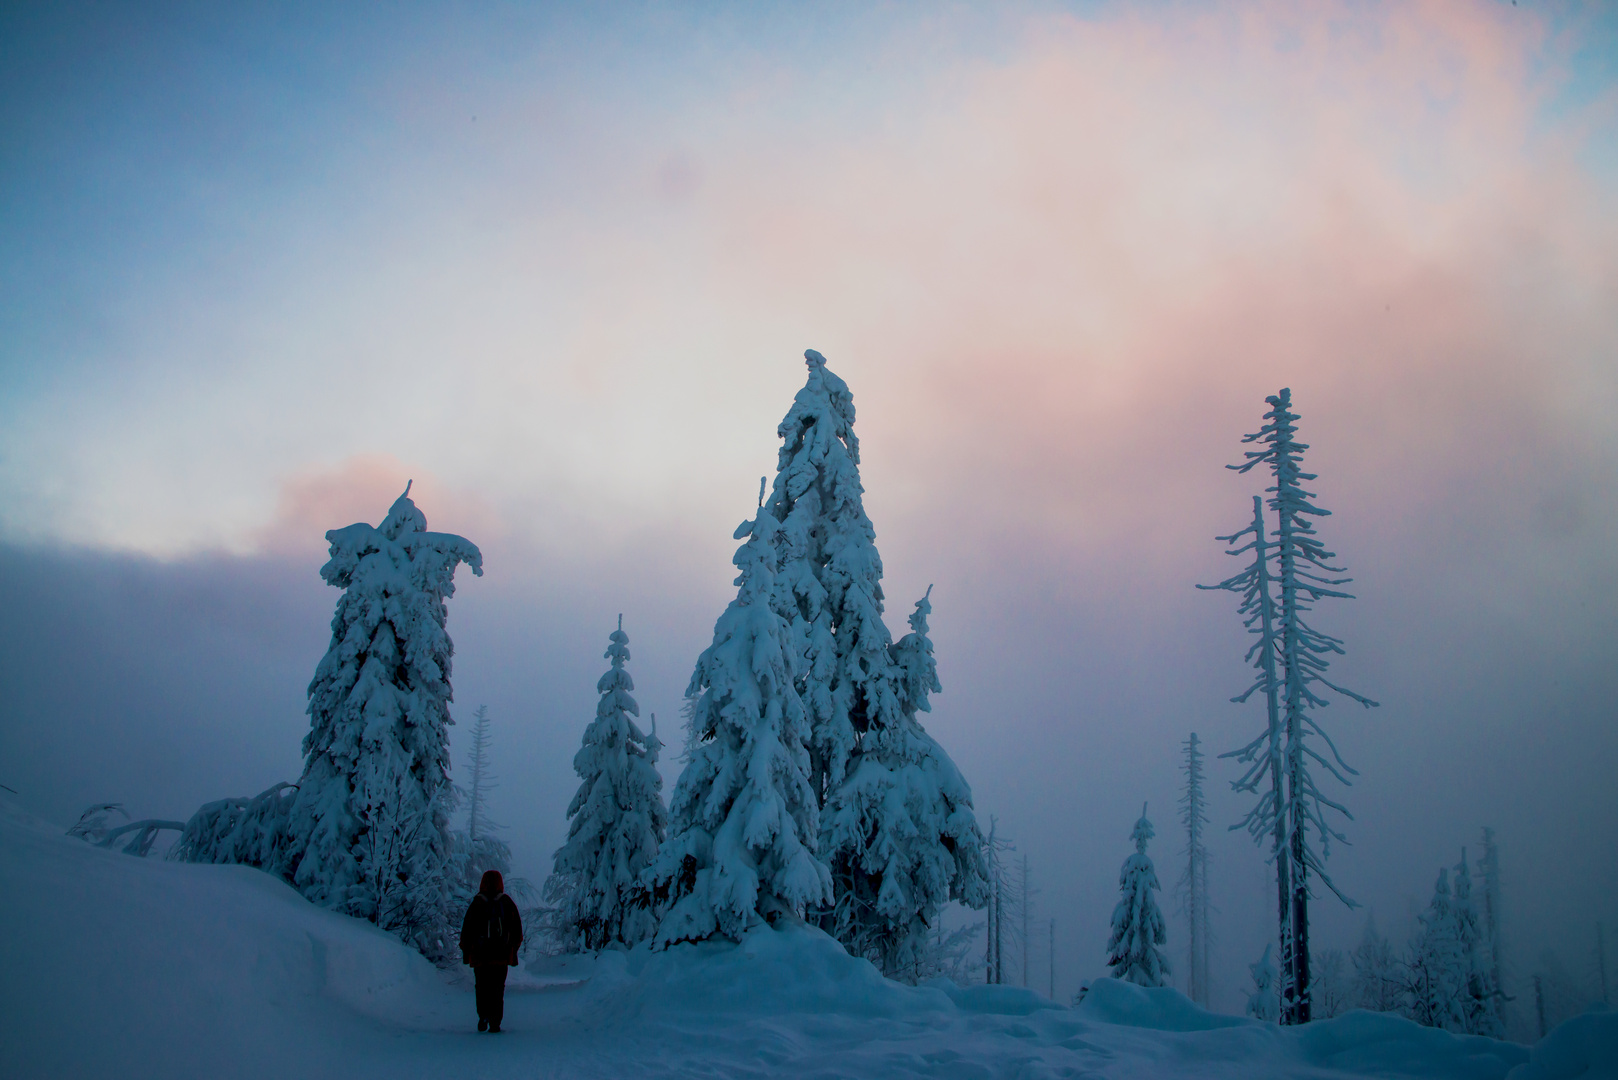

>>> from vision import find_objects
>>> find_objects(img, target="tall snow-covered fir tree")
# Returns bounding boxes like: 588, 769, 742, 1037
1209, 389, 1378, 1023
1199, 494, 1292, 1012
1106, 804, 1169, 988
819, 586, 990, 978
548, 617, 668, 951
761, 349, 987, 968
279, 484, 482, 958
1453, 850, 1503, 1037
1177, 732, 1212, 1007
1408, 866, 1467, 1031
652, 492, 831, 947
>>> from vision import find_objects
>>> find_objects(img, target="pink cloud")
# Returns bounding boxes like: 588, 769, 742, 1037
601, 0, 1618, 581
255, 455, 505, 559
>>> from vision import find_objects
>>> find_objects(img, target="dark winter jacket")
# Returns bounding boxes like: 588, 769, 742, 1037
460, 891, 523, 968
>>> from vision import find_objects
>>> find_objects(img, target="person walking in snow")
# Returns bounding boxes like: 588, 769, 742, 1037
461, 869, 523, 1032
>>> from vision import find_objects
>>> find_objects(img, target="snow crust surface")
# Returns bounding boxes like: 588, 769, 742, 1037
3, 801, 1605, 1079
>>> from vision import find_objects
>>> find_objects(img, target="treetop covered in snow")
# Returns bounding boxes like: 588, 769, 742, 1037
766, 346, 876, 805
1130, 803, 1154, 853
891, 584, 939, 716
319, 481, 483, 593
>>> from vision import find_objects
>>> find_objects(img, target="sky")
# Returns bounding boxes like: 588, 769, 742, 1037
2, 0, 1616, 1022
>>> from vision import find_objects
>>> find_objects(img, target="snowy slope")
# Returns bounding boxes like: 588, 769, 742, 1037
1, 800, 1611, 1080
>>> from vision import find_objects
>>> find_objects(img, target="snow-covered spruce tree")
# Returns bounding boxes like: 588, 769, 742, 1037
466, 705, 497, 844
764, 349, 867, 809
819, 586, 990, 978
1229, 389, 1379, 1023
1408, 867, 1467, 1031
1177, 732, 1212, 1007
547, 617, 668, 951
1247, 944, 1280, 1021
652, 493, 831, 946
1198, 494, 1292, 1012
446, 705, 538, 926
1106, 804, 1169, 987
1314, 948, 1351, 1019
448, 705, 515, 895
763, 349, 987, 970
1453, 850, 1503, 1037
280, 484, 482, 959
1350, 911, 1401, 1012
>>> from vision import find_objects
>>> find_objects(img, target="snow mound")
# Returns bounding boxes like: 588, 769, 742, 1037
615, 918, 947, 1018
0, 800, 463, 1080
1296, 1009, 1531, 1078
1506, 1006, 1618, 1080
1076, 975, 1249, 1031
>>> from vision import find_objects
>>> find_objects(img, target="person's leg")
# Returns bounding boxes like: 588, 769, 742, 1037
488, 965, 509, 1032
474, 966, 496, 1030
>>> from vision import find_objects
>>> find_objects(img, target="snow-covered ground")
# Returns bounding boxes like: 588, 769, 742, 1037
1, 801, 1611, 1080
